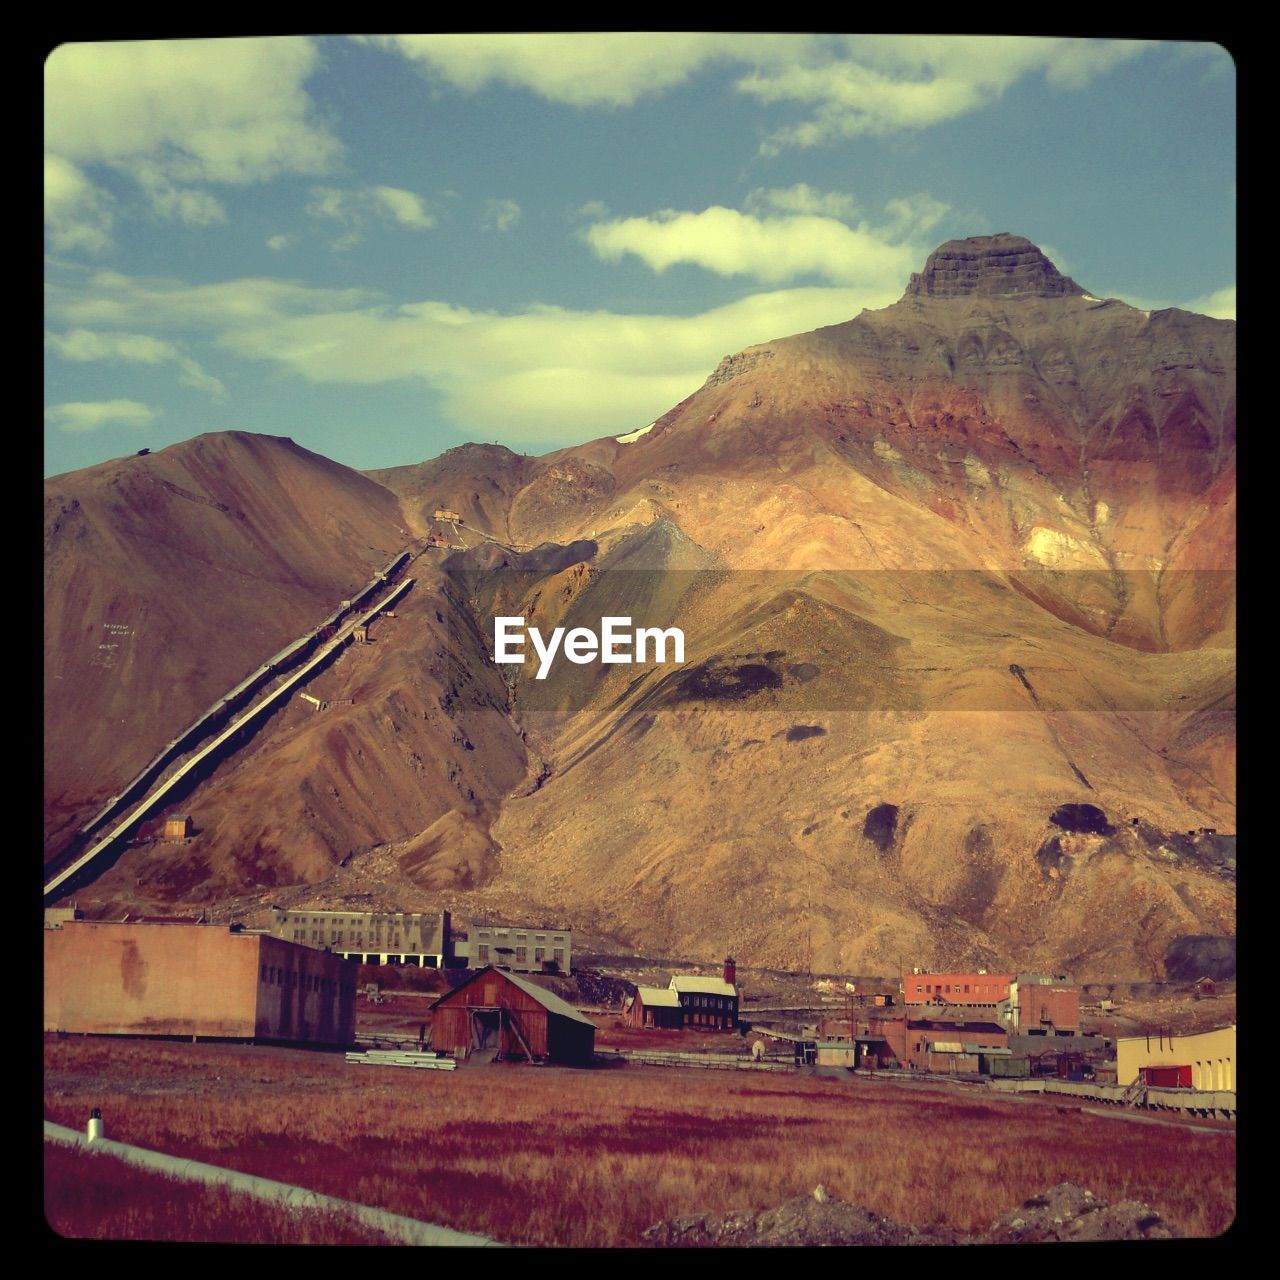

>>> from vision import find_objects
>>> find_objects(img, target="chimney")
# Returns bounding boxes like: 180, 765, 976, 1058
723, 956, 736, 987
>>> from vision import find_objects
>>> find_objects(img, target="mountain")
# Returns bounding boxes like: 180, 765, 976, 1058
43, 235, 1235, 978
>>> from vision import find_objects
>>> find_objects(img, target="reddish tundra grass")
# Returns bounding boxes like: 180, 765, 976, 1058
45, 1144, 398, 1245
45, 1038, 1234, 1247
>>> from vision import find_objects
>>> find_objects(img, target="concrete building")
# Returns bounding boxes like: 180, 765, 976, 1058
459, 921, 572, 973
623, 986, 684, 1029
903, 970, 1013, 1005
268, 906, 450, 967
1116, 1024, 1235, 1090
429, 966, 595, 1065
44, 921, 356, 1045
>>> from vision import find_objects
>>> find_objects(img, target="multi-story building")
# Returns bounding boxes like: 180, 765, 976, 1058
902, 970, 1014, 1005
268, 906, 450, 968
669, 959, 740, 1030
1010, 973, 1080, 1032
44, 920, 356, 1045
458, 921, 572, 974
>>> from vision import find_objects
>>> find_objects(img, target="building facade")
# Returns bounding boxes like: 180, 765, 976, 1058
459, 921, 572, 973
1010, 974, 1080, 1031
268, 906, 450, 967
1116, 1025, 1235, 1090
623, 986, 684, 1029
429, 966, 595, 1065
44, 921, 356, 1045
902, 971, 1014, 1005
670, 971, 739, 1030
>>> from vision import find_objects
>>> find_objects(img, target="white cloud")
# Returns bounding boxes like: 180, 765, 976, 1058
46, 399, 158, 432
361, 33, 792, 107
46, 327, 226, 396
737, 36, 1151, 153
745, 184, 861, 221
45, 38, 340, 232
266, 234, 293, 252
581, 195, 947, 287
1185, 285, 1235, 320
364, 33, 1148, 152
133, 164, 227, 226
372, 185, 436, 229
44, 154, 114, 253
482, 197, 522, 232
48, 268, 901, 443
307, 184, 436, 247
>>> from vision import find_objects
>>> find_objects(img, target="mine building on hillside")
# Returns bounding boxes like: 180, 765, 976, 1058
44, 920, 356, 1045
268, 906, 450, 967
162, 814, 193, 840
904, 1004, 1009, 1073
623, 985, 684, 1029
433, 508, 464, 523
670, 958, 740, 1029
429, 965, 596, 1065
456, 920, 573, 973
1009, 973, 1080, 1032
903, 969, 1014, 1005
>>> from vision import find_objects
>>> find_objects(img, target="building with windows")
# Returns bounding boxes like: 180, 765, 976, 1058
44, 920, 356, 1045
457, 921, 572, 974
1009, 973, 1080, 1031
670, 959, 740, 1030
902, 970, 1014, 1005
268, 906, 450, 967
623, 986, 684, 1029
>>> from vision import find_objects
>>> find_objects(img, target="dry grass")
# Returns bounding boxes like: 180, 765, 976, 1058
45, 1037, 1235, 1247
45, 1144, 399, 1245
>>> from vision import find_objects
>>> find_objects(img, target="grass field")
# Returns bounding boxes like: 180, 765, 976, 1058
44, 1037, 1235, 1247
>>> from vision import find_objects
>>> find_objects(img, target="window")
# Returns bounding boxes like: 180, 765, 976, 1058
554, 949, 564, 964
478, 945, 489, 962
535, 947, 545, 962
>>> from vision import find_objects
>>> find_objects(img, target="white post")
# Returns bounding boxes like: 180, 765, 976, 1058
87, 1108, 103, 1143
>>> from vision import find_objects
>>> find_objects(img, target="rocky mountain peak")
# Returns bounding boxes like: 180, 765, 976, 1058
904, 233, 1085, 300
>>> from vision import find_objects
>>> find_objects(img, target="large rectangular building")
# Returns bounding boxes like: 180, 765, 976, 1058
44, 921, 356, 1045
903, 971, 1013, 1005
459, 921, 572, 974
268, 906, 450, 967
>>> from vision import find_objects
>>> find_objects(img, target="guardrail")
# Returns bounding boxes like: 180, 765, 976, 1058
45, 1120, 498, 1245
597, 1048, 795, 1072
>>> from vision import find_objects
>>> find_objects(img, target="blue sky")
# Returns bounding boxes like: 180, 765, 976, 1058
44, 36, 1235, 478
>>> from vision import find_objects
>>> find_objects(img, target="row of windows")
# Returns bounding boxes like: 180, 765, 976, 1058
685, 994, 733, 1009
476, 930, 568, 943
474, 945, 565, 964
913, 982, 1004, 997
259, 965, 344, 996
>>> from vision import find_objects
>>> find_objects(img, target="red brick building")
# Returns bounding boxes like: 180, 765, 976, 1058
902, 971, 1013, 1004
44, 921, 356, 1045
1013, 976, 1080, 1031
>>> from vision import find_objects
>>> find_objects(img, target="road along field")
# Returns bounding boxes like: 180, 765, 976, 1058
44, 1037, 1235, 1247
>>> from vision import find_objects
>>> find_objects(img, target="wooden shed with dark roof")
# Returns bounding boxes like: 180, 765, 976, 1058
429, 966, 596, 1065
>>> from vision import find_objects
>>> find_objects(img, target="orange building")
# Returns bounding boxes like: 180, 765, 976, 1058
902, 971, 1013, 1004
44, 921, 356, 1045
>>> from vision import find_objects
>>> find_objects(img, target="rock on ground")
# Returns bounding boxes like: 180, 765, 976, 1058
643, 1182, 1180, 1246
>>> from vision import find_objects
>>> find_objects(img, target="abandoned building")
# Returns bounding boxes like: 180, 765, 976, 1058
432, 508, 464, 523
455, 920, 572, 973
1116, 1024, 1236, 1090
162, 814, 193, 840
623, 985, 684, 1029
44, 920, 356, 1045
429, 965, 596, 1065
903, 970, 1014, 1005
670, 959, 740, 1029
268, 907, 451, 967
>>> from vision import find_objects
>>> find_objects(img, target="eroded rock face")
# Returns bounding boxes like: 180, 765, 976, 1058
904, 233, 1086, 299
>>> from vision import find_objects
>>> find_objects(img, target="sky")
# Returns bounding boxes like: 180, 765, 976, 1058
44, 35, 1236, 478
